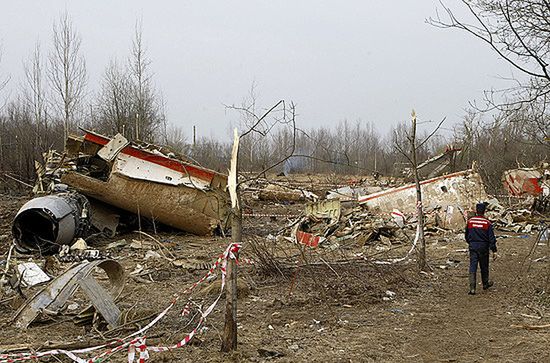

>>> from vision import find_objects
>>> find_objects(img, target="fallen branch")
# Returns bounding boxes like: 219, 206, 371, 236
3, 173, 33, 188
134, 231, 175, 261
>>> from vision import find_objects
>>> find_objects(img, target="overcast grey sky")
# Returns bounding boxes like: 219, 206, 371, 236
0, 1, 520, 139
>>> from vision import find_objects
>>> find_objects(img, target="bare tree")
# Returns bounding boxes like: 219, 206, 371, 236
429, 0, 550, 143
96, 59, 133, 136
129, 19, 164, 141
23, 42, 48, 150
394, 111, 446, 271
47, 12, 87, 145
0, 45, 10, 109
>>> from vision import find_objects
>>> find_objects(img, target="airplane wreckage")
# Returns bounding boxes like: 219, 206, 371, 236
11, 129, 549, 256
13, 130, 231, 254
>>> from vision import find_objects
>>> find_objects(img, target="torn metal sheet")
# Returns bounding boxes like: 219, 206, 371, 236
414, 146, 461, 178
305, 199, 341, 223
326, 186, 368, 201
503, 167, 549, 197
12, 193, 91, 254
13, 259, 124, 329
358, 170, 487, 214
295, 230, 324, 248
62, 172, 227, 235
97, 133, 129, 161
88, 199, 121, 237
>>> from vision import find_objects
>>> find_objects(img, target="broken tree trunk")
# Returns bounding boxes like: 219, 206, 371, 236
222, 205, 240, 352
222, 128, 240, 352
410, 110, 427, 271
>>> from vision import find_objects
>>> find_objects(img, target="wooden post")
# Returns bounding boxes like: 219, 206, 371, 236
222, 128, 240, 352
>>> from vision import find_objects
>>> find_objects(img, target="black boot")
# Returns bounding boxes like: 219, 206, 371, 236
481, 270, 493, 290
468, 273, 476, 295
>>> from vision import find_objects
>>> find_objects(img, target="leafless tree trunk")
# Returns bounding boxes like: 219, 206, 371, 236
0, 46, 9, 172
410, 111, 427, 271
96, 59, 133, 136
393, 111, 445, 270
126, 19, 164, 142
23, 42, 47, 150
47, 11, 87, 147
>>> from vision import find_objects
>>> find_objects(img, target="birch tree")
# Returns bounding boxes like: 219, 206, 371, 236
47, 12, 87, 145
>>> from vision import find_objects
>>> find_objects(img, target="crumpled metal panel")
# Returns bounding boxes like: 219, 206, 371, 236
13, 259, 124, 329
358, 169, 487, 214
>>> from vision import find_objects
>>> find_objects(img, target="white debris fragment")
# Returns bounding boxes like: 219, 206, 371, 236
70, 238, 88, 251
16, 262, 50, 287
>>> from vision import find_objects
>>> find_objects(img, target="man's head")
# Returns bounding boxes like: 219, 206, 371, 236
476, 202, 487, 216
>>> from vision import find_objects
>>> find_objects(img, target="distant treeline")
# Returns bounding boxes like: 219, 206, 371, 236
0, 13, 547, 195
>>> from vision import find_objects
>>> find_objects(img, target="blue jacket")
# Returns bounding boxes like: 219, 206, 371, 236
465, 216, 497, 252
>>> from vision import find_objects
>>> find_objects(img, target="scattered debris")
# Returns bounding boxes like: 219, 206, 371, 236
14, 259, 124, 329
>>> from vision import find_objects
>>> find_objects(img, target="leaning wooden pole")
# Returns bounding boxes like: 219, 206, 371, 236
222, 128, 240, 352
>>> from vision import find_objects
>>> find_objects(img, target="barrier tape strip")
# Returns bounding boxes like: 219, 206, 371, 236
0, 243, 241, 363
243, 213, 299, 218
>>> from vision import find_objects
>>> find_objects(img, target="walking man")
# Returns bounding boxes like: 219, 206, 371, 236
465, 202, 497, 295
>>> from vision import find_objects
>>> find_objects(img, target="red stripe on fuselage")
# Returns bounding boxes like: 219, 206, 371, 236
83, 132, 216, 183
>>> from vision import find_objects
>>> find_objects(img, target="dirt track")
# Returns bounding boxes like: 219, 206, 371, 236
1, 194, 549, 363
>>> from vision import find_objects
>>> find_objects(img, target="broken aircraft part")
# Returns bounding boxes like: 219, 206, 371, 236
358, 169, 487, 215
13, 259, 124, 329
503, 167, 549, 197
503, 166, 550, 213
40, 130, 231, 236
12, 193, 91, 254
258, 183, 318, 202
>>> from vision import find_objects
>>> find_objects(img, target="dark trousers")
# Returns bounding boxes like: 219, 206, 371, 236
469, 248, 490, 282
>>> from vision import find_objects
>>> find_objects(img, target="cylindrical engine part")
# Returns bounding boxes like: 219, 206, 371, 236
12, 193, 91, 254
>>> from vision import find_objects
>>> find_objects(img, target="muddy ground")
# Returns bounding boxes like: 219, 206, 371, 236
1, 183, 549, 363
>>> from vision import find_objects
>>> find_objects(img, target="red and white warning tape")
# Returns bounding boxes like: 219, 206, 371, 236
0, 243, 241, 363
243, 213, 299, 218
